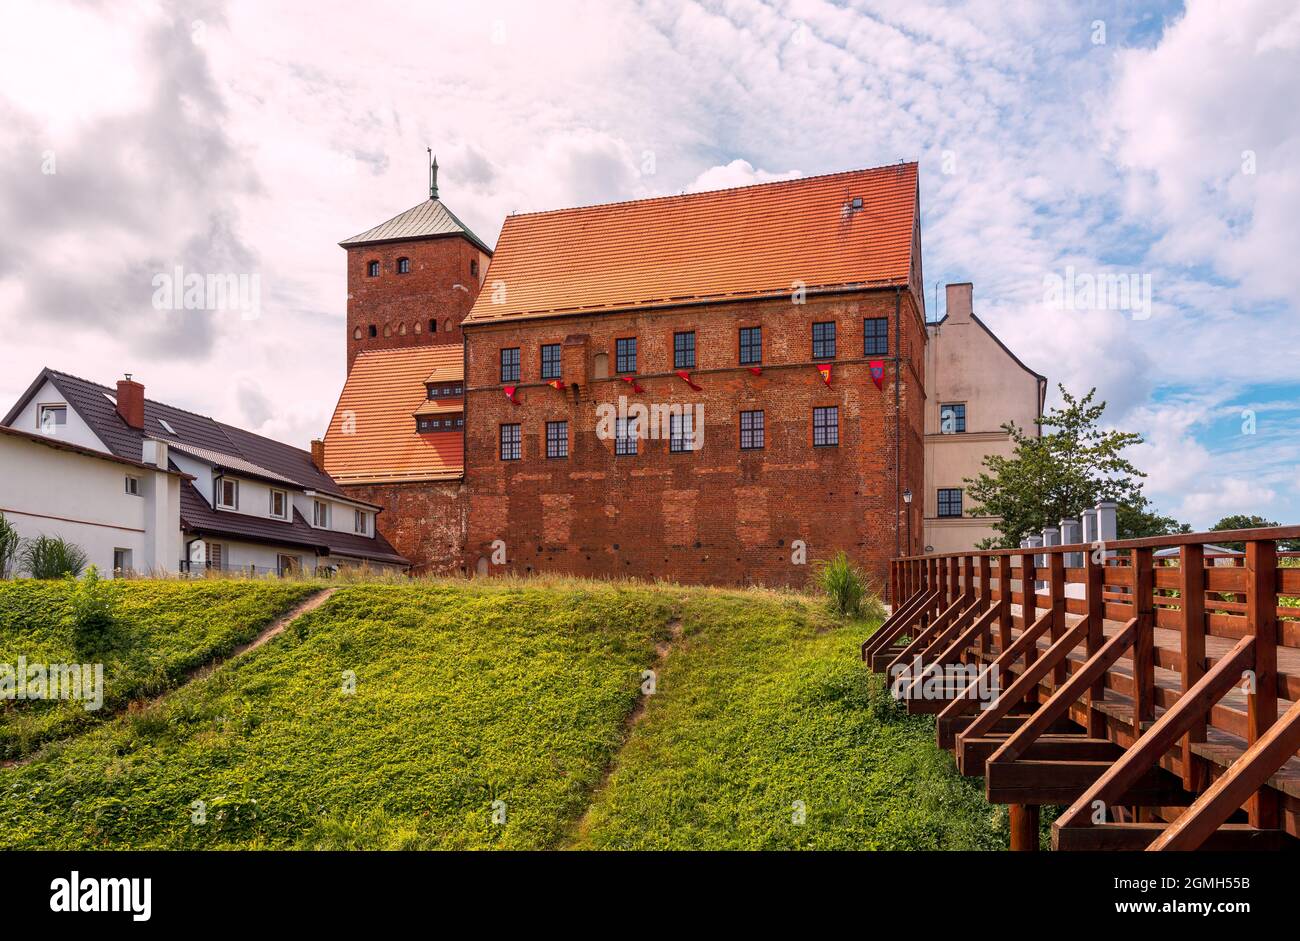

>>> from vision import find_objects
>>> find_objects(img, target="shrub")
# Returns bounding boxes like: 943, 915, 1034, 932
0, 513, 19, 578
21, 536, 87, 579
67, 566, 117, 656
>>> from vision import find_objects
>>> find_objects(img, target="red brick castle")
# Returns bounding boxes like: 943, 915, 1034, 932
322, 159, 928, 589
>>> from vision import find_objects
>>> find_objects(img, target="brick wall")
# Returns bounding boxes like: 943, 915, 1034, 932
340, 479, 468, 575
461, 288, 926, 591
345, 235, 490, 371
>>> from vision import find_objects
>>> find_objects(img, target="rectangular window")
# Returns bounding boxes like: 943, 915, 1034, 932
113, 548, 131, 574
208, 543, 223, 569
269, 489, 287, 519
216, 478, 238, 509
38, 404, 67, 430
546, 420, 569, 458
500, 347, 520, 383
540, 343, 562, 380
669, 411, 696, 453
739, 410, 764, 450
500, 423, 521, 461
864, 317, 889, 356
939, 403, 966, 434
124, 475, 140, 496
673, 331, 696, 369
313, 500, 329, 527
812, 321, 836, 359
615, 417, 638, 456
354, 509, 367, 534
937, 488, 963, 518
813, 406, 839, 447
739, 326, 762, 365
616, 337, 637, 374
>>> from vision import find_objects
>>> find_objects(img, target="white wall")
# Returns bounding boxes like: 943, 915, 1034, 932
10, 379, 111, 453
0, 433, 179, 576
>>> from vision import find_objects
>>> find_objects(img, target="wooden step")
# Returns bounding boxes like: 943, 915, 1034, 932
985, 760, 1191, 806
958, 736, 1120, 777
939, 711, 1080, 751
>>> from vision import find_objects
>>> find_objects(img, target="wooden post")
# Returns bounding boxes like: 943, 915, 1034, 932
1133, 547, 1156, 732
937, 557, 948, 610
948, 555, 960, 607
1009, 804, 1038, 851
1085, 547, 1106, 738
978, 554, 992, 655
1020, 551, 1038, 706
1179, 543, 1207, 792
1048, 550, 1067, 690
997, 554, 1012, 655
1244, 539, 1278, 829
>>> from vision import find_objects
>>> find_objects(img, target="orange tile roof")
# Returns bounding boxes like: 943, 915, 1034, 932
324, 346, 465, 484
412, 400, 464, 416
464, 163, 918, 323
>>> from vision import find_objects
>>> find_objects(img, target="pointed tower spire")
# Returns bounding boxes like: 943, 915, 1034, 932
428, 148, 439, 200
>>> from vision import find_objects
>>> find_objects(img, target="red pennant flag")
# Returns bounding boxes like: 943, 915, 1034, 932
747, 366, 762, 376
504, 385, 519, 404
816, 363, 832, 386
547, 379, 566, 391
675, 370, 703, 391
619, 375, 645, 394
868, 360, 885, 390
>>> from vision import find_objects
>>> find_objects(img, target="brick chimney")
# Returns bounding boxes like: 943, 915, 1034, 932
944, 282, 973, 323
116, 375, 145, 430
310, 438, 326, 472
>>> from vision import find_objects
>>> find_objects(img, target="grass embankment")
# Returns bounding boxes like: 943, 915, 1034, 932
0, 579, 1007, 850
0, 580, 317, 760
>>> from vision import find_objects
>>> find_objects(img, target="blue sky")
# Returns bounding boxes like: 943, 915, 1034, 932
0, 0, 1296, 528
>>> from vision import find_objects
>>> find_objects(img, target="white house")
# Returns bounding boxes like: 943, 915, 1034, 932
1, 368, 409, 576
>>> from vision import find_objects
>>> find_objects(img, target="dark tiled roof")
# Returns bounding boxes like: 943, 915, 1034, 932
178, 482, 407, 565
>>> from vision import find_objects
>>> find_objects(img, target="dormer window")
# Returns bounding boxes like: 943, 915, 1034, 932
37, 404, 67, 432
216, 478, 239, 510
313, 500, 329, 528
269, 489, 288, 520
397, 257, 410, 274
354, 509, 368, 535
367, 260, 380, 277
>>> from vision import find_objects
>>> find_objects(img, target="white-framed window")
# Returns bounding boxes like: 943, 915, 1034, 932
38, 404, 67, 432
216, 477, 239, 509
124, 475, 141, 496
269, 489, 288, 520
313, 500, 330, 528
354, 509, 368, 535
113, 548, 132, 574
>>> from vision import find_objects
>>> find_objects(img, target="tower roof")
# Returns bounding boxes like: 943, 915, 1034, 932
339, 198, 492, 255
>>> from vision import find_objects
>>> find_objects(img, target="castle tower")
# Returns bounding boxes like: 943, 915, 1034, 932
340, 153, 492, 371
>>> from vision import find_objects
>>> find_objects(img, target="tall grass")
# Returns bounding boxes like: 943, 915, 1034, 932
0, 513, 19, 578
815, 550, 884, 618
20, 535, 87, 579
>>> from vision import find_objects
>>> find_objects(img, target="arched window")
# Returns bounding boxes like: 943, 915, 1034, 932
399, 322, 407, 335
397, 257, 410, 274
413, 321, 422, 334
383, 324, 392, 338
352, 326, 362, 340
444, 319, 452, 333
367, 260, 380, 277
429, 319, 437, 333
368, 324, 377, 338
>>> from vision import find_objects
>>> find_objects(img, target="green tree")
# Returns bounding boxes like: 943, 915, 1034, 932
965, 386, 1148, 549
1210, 515, 1300, 551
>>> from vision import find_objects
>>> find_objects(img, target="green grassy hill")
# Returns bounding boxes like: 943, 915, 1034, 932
0, 579, 1008, 850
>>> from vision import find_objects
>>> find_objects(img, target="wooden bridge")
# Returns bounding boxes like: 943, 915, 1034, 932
867, 527, 1300, 851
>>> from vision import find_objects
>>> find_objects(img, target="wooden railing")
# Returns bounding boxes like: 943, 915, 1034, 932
871, 526, 1300, 851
